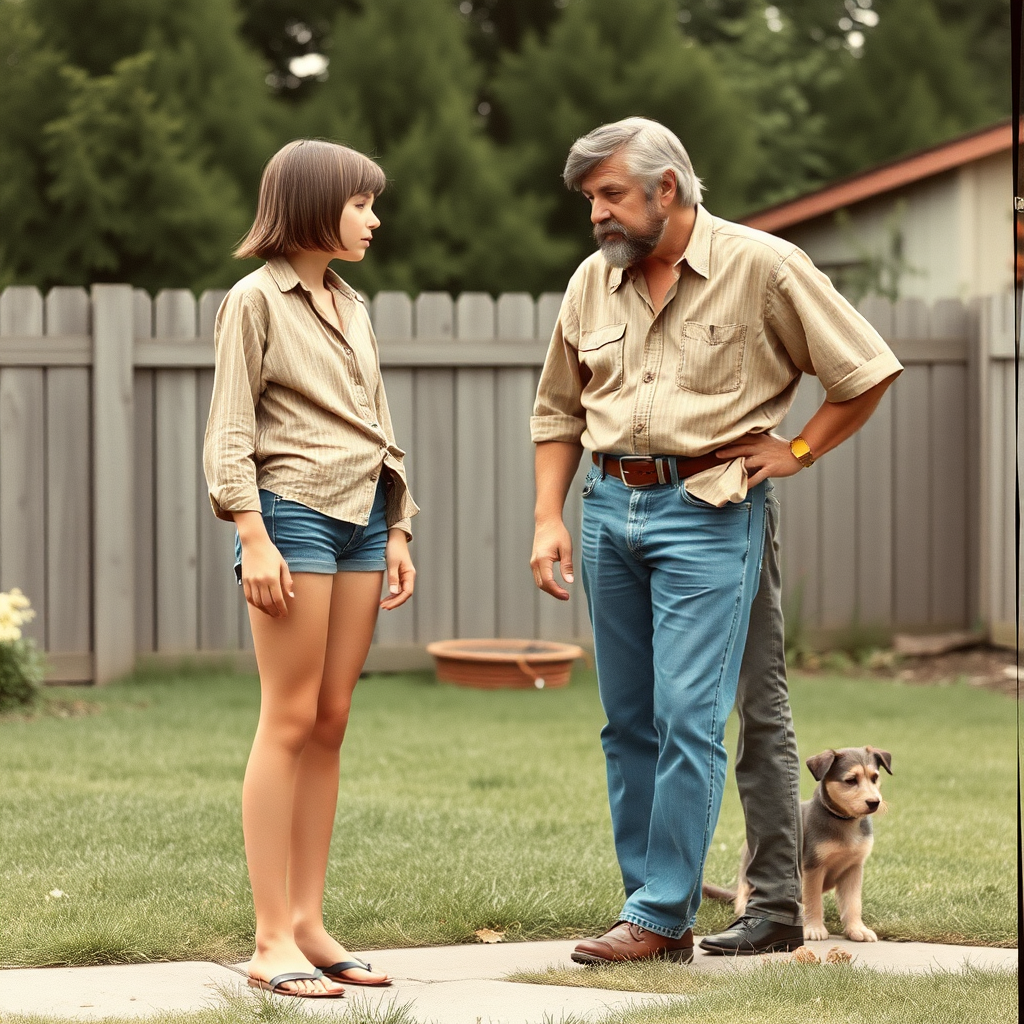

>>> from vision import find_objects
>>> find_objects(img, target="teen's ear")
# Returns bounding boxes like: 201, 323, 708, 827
806, 750, 836, 781
868, 747, 893, 775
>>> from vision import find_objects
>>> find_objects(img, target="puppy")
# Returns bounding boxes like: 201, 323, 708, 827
705, 746, 892, 942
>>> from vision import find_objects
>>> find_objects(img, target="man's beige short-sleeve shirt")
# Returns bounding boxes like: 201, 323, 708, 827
203, 258, 418, 536
531, 205, 903, 505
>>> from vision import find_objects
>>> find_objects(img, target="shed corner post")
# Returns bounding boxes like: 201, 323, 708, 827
91, 284, 136, 684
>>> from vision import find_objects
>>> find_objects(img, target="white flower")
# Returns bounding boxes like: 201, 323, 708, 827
0, 588, 35, 641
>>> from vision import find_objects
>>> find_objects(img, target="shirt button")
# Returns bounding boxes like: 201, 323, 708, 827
643, 372, 654, 383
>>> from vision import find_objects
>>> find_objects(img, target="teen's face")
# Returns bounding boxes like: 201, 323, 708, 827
335, 193, 380, 261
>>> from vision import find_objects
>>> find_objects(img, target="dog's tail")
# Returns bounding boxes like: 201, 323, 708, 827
701, 881, 737, 903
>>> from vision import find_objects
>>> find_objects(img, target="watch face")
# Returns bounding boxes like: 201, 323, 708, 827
791, 438, 811, 459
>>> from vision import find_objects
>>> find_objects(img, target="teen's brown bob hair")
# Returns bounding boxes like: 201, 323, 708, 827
235, 140, 386, 260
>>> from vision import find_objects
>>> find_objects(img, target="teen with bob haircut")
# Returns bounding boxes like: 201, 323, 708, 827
204, 139, 417, 999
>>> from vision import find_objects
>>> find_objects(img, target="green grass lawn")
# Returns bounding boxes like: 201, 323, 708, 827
0, 667, 1016, 970
513, 963, 1018, 1024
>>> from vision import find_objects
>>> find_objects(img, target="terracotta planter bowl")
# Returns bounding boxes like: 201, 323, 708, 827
426, 639, 586, 690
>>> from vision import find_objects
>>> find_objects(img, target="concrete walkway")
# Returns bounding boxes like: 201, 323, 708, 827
0, 937, 1016, 1023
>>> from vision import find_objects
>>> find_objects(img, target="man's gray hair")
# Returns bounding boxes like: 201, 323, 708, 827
563, 117, 703, 206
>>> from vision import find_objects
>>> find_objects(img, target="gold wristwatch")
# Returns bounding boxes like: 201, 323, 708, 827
790, 435, 816, 468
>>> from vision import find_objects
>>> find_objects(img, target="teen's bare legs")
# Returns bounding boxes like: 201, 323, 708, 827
243, 572, 343, 995
288, 570, 389, 984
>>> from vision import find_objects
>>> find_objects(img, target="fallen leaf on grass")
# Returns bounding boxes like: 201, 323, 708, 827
826, 946, 853, 964
474, 928, 505, 943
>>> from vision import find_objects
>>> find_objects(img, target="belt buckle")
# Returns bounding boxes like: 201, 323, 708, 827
618, 455, 658, 488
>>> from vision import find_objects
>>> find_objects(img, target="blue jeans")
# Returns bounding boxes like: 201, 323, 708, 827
580, 463, 767, 938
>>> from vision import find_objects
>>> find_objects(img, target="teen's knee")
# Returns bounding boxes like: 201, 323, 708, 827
310, 701, 351, 747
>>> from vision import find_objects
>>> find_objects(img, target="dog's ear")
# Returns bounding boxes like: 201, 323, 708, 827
806, 750, 836, 781
868, 747, 893, 775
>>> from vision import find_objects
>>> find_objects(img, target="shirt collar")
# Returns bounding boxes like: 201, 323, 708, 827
606, 203, 712, 293
681, 204, 713, 280
265, 257, 364, 303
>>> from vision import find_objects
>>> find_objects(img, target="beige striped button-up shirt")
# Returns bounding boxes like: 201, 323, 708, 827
531, 205, 903, 505
203, 258, 418, 537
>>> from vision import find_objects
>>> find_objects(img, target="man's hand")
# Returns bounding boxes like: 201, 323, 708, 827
531, 517, 575, 601
380, 528, 415, 610
715, 432, 802, 487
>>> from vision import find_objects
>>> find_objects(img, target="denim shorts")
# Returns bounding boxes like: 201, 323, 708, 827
234, 479, 388, 582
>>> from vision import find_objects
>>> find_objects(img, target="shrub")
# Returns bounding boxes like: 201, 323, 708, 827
0, 589, 44, 712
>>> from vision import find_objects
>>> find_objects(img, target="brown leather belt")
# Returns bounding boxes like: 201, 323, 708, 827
594, 451, 721, 488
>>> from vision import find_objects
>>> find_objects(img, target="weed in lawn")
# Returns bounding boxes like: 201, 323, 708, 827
0, 669, 1015, 968
514, 963, 1018, 1024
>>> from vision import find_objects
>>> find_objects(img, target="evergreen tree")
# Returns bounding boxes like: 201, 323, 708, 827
0, 3, 70, 288
490, 0, 757, 277
42, 55, 248, 291
819, 0, 1000, 177
0, 0, 275, 290
300, 0, 572, 294
24, 0, 277, 195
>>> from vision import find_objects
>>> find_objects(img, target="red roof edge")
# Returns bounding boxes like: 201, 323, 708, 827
742, 121, 1013, 234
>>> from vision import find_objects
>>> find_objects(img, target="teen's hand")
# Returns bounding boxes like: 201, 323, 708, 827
715, 431, 803, 487
235, 515, 293, 618
381, 529, 415, 610
531, 517, 574, 601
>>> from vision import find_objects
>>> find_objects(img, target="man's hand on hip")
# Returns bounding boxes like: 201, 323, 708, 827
531, 518, 575, 601
715, 432, 802, 487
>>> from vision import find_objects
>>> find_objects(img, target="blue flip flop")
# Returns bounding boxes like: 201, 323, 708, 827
248, 969, 345, 998
317, 958, 392, 987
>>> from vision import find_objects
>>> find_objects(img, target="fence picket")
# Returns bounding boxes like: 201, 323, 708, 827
44, 288, 91, 669
496, 297, 538, 638
455, 294, 496, 637
776, 377, 824, 627
0, 287, 46, 645
154, 290, 199, 651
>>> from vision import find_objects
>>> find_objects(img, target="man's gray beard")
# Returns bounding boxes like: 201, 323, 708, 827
594, 210, 667, 268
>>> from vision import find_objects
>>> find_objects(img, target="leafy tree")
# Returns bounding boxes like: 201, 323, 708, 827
819, 0, 1000, 178
41, 55, 248, 291
0, 0, 275, 289
299, 0, 573, 294
490, 0, 757, 278
236, 0, 355, 98
0, 3, 71, 288
24, 0, 277, 196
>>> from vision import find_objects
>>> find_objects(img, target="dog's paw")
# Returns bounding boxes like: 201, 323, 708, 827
846, 925, 877, 942
804, 923, 830, 941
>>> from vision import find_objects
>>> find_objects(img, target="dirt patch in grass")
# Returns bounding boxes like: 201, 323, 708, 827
796, 645, 1018, 697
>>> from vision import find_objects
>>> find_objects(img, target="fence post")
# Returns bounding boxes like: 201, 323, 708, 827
91, 285, 135, 683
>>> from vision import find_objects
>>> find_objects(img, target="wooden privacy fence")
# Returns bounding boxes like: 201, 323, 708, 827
0, 285, 1017, 684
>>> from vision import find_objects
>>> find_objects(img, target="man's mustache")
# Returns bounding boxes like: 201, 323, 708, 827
594, 220, 632, 242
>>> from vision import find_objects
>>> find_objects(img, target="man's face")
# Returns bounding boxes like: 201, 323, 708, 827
580, 152, 667, 268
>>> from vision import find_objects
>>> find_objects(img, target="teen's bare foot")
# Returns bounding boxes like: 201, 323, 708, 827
245, 942, 345, 997
294, 925, 390, 985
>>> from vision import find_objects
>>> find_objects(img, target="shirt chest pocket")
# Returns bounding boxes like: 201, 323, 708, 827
578, 322, 626, 393
677, 322, 747, 395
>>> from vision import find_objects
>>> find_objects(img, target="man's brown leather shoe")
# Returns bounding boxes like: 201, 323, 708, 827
571, 921, 694, 965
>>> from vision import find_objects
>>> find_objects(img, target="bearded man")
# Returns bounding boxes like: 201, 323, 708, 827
529, 118, 901, 963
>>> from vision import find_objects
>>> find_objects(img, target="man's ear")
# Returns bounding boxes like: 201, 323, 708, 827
660, 169, 677, 205
806, 750, 836, 781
